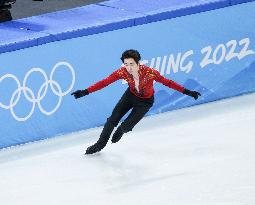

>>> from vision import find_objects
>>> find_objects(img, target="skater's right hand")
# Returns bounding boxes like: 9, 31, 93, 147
71, 89, 89, 99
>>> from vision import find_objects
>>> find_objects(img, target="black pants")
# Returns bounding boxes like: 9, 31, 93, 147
86, 89, 154, 154
108, 88, 154, 132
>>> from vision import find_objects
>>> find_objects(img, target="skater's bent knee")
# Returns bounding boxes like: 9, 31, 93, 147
106, 117, 119, 127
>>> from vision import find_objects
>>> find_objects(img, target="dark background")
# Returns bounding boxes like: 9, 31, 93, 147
11, 0, 106, 20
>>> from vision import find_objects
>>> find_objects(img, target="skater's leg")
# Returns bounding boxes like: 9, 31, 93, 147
86, 90, 132, 154
86, 119, 115, 154
111, 126, 123, 143
111, 101, 153, 143
107, 89, 133, 126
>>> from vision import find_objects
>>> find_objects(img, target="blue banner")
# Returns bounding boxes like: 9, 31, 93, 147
0, 2, 254, 148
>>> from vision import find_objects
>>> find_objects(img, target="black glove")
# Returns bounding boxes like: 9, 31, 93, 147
71, 89, 89, 99
183, 89, 201, 100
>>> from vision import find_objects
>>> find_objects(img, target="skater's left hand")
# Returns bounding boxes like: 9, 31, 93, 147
183, 89, 201, 100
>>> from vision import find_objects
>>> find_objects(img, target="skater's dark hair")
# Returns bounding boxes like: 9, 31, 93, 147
121, 49, 141, 64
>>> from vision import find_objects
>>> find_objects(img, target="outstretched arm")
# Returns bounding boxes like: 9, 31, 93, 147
153, 69, 185, 93
71, 70, 121, 99
86, 70, 121, 94
153, 69, 201, 100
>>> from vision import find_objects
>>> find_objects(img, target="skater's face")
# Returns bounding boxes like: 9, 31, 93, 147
123, 58, 139, 74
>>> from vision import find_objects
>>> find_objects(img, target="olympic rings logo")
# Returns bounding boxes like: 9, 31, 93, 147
0, 61, 75, 122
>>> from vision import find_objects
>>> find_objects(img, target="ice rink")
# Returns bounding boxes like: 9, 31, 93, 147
0, 93, 255, 205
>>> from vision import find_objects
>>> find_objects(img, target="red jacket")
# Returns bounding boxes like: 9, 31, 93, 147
87, 65, 185, 99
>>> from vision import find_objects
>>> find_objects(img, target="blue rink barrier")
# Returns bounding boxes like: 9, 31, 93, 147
230, 0, 255, 4
0, 0, 255, 148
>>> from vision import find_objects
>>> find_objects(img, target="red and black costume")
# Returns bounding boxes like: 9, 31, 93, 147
81, 65, 186, 154
87, 64, 185, 99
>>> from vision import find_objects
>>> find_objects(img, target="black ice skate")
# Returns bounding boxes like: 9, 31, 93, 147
85, 145, 101, 155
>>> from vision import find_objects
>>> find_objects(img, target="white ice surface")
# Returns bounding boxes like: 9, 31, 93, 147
1, 93, 255, 205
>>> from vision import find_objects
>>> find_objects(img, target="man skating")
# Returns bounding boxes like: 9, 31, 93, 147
71, 49, 201, 154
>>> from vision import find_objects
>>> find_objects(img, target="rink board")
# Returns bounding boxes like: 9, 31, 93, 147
0, 1, 255, 148
0, 0, 230, 54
